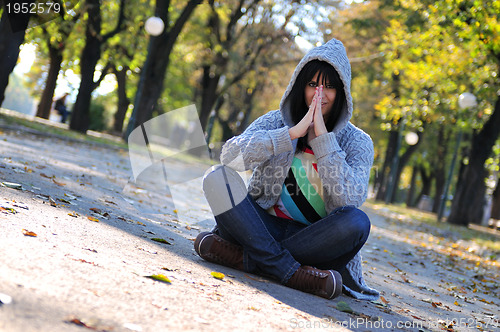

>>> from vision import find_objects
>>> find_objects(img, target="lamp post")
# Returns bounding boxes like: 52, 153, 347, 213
437, 92, 477, 221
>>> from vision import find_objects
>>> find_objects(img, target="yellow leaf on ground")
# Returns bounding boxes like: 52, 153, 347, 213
87, 216, 99, 222
211, 272, 225, 280
146, 274, 171, 284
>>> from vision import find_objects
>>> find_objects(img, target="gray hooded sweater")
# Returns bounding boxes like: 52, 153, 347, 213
220, 38, 379, 301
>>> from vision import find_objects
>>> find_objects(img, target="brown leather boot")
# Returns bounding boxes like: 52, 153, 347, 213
285, 266, 342, 299
194, 232, 244, 271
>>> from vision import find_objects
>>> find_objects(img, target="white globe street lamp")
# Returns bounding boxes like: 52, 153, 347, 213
405, 132, 419, 146
458, 92, 478, 110
145, 17, 164, 36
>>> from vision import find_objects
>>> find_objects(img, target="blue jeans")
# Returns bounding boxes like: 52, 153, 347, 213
203, 165, 370, 284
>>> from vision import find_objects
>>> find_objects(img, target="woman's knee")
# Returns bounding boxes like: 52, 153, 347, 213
336, 206, 371, 239
351, 207, 371, 240
202, 165, 248, 215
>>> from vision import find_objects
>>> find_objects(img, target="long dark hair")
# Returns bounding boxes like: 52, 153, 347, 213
288, 60, 346, 151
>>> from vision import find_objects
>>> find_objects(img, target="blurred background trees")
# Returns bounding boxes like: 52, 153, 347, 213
1, 0, 499, 227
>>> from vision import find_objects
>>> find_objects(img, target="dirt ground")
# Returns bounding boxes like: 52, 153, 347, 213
0, 114, 498, 331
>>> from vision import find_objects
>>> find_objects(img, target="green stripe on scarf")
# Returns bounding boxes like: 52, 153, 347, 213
290, 157, 327, 218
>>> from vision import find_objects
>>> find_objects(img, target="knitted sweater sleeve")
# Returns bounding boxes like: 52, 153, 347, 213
309, 129, 374, 208
220, 110, 293, 171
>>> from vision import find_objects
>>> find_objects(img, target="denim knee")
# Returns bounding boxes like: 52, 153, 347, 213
349, 207, 371, 241
333, 206, 371, 241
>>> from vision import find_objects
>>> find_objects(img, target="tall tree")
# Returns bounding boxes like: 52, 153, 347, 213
442, 0, 500, 226
0, 1, 35, 106
69, 0, 126, 133
368, 0, 499, 215
124, 0, 202, 138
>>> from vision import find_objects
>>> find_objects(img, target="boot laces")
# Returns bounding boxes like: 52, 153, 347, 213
292, 268, 328, 292
208, 237, 242, 265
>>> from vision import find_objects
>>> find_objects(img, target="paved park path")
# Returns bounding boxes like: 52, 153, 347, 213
0, 114, 498, 331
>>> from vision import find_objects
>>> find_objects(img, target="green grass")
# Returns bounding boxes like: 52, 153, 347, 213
0, 110, 215, 166
0, 111, 128, 149
365, 199, 500, 255
0, 113, 127, 149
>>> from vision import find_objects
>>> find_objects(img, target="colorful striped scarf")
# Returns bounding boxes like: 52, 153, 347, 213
267, 147, 327, 225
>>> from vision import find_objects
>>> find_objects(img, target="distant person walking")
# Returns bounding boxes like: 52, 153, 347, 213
54, 93, 70, 123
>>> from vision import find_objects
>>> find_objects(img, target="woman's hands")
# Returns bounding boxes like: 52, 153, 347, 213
288, 86, 328, 141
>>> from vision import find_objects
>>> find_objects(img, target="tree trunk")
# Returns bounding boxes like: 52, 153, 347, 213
199, 65, 223, 132
448, 96, 500, 226
112, 66, 130, 134
70, 0, 125, 133
491, 175, 500, 220
36, 44, 63, 119
69, 0, 102, 133
236, 85, 261, 135
125, 0, 202, 138
432, 125, 448, 213
390, 131, 422, 202
375, 130, 398, 201
0, 8, 32, 106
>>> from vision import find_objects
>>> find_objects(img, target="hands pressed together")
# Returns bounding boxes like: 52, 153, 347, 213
288, 85, 328, 143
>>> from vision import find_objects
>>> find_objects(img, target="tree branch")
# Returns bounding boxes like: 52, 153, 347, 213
208, 0, 221, 44
167, 0, 202, 51
92, 62, 112, 90
102, 0, 126, 41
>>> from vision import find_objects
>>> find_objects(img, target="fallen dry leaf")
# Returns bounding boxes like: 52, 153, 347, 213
336, 301, 354, 314
22, 229, 37, 237
52, 179, 66, 186
431, 302, 442, 308
151, 238, 171, 245
57, 198, 71, 204
87, 216, 99, 222
65, 317, 112, 331
90, 208, 102, 214
49, 197, 57, 207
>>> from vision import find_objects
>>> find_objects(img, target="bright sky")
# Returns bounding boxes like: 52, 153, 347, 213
15, 44, 36, 74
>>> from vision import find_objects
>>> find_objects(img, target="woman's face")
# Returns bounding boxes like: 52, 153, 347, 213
304, 71, 337, 118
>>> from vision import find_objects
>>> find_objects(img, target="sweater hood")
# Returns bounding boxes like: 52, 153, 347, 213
279, 38, 353, 133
